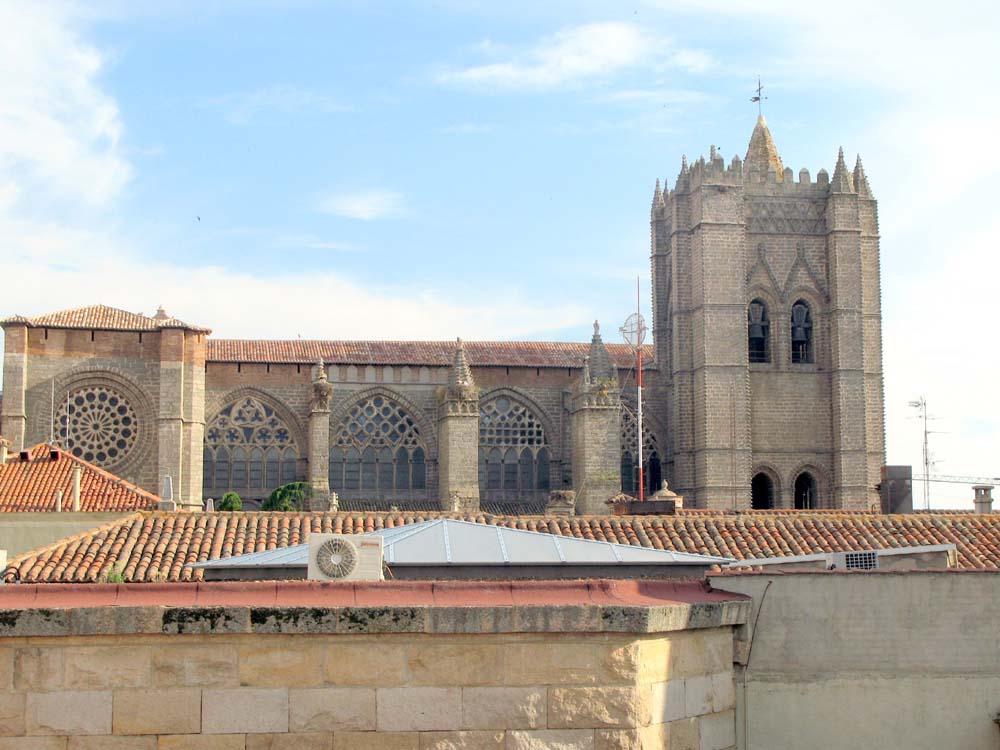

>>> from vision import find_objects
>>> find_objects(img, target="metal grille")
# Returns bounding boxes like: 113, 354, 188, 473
843, 550, 879, 570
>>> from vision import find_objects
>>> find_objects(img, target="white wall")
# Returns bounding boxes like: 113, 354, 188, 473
709, 571, 1000, 750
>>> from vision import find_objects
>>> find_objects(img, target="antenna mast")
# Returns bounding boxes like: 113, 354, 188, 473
620, 279, 647, 501
909, 397, 931, 510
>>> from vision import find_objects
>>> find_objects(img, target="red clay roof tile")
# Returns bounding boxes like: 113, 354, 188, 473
0, 443, 160, 513
1, 305, 210, 333
7, 508, 1000, 583
206, 339, 651, 369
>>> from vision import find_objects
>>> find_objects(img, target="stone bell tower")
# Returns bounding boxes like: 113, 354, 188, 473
650, 116, 885, 509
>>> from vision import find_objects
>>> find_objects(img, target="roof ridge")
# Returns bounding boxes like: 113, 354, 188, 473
24, 443, 161, 506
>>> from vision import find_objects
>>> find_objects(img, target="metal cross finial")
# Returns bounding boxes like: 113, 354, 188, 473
750, 76, 767, 116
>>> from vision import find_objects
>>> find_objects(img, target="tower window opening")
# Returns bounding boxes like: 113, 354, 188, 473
791, 300, 813, 364
751, 472, 775, 509
748, 299, 771, 364
794, 472, 818, 509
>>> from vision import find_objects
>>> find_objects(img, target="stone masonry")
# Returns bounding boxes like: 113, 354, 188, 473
1, 116, 885, 512
0, 579, 748, 750
650, 116, 885, 509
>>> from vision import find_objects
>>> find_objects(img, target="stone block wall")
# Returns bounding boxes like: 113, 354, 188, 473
0, 581, 748, 750
0, 631, 737, 750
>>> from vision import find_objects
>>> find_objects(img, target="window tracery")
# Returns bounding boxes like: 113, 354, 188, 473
55, 385, 138, 468
478, 395, 550, 496
620, 406, 661, 495
203, 396, 299, 496
329, 394, 427, 495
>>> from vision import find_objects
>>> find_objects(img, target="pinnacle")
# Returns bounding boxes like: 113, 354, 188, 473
744, 115, 784, 179
449, 338, 475, 390
853, 154, 872, 198
830, 146, 854, 193
587, 320, 616, 381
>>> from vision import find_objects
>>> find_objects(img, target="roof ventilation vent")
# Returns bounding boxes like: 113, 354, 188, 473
18, 451, 30, 462
49, 449, 60, 461
829, 550, 879, 570
308, 534, 383, 582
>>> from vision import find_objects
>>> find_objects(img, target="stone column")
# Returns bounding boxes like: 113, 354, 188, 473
308, 360, 334, 511
158, 329, 190, 509
0, 320, 28, 450
437, 341, 480, 512
570, 324, 622, 515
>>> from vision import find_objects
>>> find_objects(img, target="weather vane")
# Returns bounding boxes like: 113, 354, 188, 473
751, 76, 767, 116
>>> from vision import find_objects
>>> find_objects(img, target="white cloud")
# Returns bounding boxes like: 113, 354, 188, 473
436, 22, 709, 91
206, 84, 353, 124
0, 215, 586, 342
316, 189, 406, 221
0, 2, 130, 208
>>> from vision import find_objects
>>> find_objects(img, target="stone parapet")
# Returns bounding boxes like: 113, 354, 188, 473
0, 580, 749, 638
0, 579, 745, 750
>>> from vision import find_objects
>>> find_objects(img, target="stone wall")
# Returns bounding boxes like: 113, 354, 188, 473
0, 580, 748, 749
710, 570, 1000, 750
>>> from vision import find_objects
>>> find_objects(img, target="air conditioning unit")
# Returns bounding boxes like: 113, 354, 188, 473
828, 550, 879, 571
307, 534, 384, 582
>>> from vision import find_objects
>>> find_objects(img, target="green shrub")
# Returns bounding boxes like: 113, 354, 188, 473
218, 491, 242, 511
262, 482, 312, 511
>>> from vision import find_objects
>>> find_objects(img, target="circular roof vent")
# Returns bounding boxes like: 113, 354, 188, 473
315, 537, 358, 579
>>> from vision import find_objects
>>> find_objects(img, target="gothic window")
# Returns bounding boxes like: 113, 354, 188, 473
55, 385, 138, 469
329, 394, 427, 497
203, 396, 300, 497
748, 299, 771, 364
620, 406, 661, 495
791, 300, 814, 364
794, 472, 818, 509
478, 395, 550, 497
751, 472, 775, 509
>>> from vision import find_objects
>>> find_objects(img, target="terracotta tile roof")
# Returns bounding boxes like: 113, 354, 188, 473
1, 305, 210, 333
0, 443, 160, 513
206, 339, 651, 369
7, 509, 1000, 583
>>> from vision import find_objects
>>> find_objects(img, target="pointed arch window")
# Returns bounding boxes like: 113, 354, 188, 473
748, 299, 771, 363
620, 405, 661, 495
794, 472, 818, 509
203, 396, 300, 498
751, 472, 775, 509
791, 300, 814, 364
329, 393, 428, 497
478, 395, 550, 498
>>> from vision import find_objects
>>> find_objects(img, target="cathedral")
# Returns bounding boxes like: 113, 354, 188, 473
0, 116, 884, 514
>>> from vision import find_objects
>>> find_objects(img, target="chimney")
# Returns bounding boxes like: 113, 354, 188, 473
161, 475, 174, 503
71, 466, 82, 512
55, 489, 63, 513
973, 485, 994, 515
0, 438, 9, 464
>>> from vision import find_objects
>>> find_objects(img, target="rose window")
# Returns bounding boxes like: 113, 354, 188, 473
55, 385, 138, 467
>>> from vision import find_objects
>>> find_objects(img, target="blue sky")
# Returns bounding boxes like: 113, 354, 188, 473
1, 0, 997, 506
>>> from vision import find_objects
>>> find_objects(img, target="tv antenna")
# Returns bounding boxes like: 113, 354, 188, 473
620, 278, 647, 501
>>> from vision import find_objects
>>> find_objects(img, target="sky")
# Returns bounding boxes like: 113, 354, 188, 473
0, 0, 997, 508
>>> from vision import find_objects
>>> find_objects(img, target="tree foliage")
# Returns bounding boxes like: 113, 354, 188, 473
218, 491, 242, 512
262, 482, 312, 512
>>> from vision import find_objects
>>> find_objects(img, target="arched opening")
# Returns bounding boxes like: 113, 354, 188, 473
204, 395, 300, 500
751, 472, 775, 509
478, 394, 549, 500
329, 393, 429, 499
794, 472, 818, 509
748, 299, 771, 363
791, 300, 814, 364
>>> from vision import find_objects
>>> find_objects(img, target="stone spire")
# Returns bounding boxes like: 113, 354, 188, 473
448, 338, 475, 391
853, 154, 872, 198
830, 147, 855, 193
744, 114, 784, 178
586, 320, 617, 382
652, 178, 662, 208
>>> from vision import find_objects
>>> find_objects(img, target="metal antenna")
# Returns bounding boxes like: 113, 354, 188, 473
619, 278, 647, 501
750, 76, 767, 116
